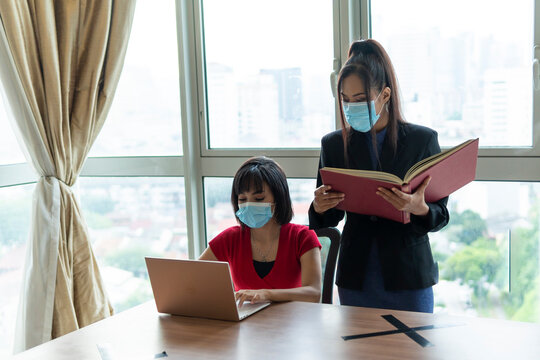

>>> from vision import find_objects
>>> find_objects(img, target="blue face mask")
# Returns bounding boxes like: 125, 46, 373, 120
235, 202, 273, 228
342, 92, 383, 133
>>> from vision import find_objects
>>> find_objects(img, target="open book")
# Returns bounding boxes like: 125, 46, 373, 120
320, 138, 479, 224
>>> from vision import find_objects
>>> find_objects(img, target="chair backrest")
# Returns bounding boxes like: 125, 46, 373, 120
314, 227, 341, 304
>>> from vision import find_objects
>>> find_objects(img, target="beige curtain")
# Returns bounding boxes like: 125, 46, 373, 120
0, 0, 136, 352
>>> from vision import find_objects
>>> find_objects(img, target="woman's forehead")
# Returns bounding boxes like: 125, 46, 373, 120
239, 179, 267, 194
341, 74, 366, 95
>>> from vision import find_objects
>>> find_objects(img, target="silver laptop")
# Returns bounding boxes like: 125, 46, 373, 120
145, 257, 270, 321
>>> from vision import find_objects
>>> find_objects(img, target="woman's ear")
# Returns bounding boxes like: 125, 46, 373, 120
382, 86, 391, 103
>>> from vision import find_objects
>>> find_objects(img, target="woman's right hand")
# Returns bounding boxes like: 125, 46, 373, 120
235, 289, 270, 307
313, 185, 345, 214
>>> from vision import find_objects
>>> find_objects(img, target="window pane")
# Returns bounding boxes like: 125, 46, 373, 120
89, 0, 182, 157
78, 177, 187, 313
0, 93, 26, 165
204, 177, 316, 239
203, 0, 335, 148
371, 0, 534, 147
0, 184, 33, 357
434, 182, 540, 322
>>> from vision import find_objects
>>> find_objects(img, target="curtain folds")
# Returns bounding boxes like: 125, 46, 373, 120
0, 0, 135, 352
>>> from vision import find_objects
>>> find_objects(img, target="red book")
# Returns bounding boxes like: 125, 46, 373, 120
319, 138, 479, 224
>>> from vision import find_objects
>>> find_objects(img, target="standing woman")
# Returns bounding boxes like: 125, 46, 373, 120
309, 39, 449, 313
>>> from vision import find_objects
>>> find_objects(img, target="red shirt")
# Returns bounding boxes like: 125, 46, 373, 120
209, 223, 321, 291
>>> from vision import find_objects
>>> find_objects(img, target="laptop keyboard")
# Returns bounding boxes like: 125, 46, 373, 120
236, 301, 270, 319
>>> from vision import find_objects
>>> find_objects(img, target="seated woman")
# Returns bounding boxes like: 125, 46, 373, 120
199, 156, 322, 306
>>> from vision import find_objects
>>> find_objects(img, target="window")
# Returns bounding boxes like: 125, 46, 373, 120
434, 181, 539, 322
82, 0, 187, 312
0, 95, 25, 165
89, 0, 182, 157
0, 184, 33, 357
1, 1, 540, 347
371, 0, 534, 148
78, 177, 187, 312
202, 0, 335, 149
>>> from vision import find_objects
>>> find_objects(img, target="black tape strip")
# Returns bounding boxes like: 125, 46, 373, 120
382, 314, 433, 347
342, 317, 464, 344
342, 325, 443, 341
342, 328, 410, 340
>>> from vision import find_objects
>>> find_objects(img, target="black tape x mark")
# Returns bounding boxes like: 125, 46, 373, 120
342, 314, 463, 348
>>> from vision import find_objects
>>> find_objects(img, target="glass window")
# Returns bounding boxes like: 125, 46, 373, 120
78, 177, 187, 312
204, 177, 316, 239
0, 93, 26, 165
371, 0, 534, 147
89, 0, 182, 157
202, 0, 335, 149
0, 184, 33, 357
434, 181, 539, 322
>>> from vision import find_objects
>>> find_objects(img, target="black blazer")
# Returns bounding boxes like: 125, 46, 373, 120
309, 123, 449, 291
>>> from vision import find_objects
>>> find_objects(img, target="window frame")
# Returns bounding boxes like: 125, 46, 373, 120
360, 0, 540, 159
1, 0, 539, 259
178, 0, 347, 254
194, 0, 344, 158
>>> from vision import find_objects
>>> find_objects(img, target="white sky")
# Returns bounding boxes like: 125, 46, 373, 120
203, 0, 334, 75
372, 0, 534, 40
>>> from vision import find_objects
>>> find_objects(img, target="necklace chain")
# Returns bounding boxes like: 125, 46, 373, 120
251, 239, 276, 262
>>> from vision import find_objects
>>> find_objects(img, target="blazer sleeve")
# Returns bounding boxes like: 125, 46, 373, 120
409, 131, 450, 235
308, 136, 345, 230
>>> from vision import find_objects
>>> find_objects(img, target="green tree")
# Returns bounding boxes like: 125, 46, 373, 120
501, 201, 539, 321
442, 199, 539, 322
444, 237, 503, 299
511, 277, 539, 322
104, 246, 159, 278
445, 209, 487, 245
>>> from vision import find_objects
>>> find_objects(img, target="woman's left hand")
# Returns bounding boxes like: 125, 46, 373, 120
376, 176, 431, 216
235, 289, 270, 307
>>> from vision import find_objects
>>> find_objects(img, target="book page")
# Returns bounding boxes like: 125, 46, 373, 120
322, 167, 404, 185
403, 139, 477, 183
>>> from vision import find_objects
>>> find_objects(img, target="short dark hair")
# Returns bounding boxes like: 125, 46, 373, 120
231, 156, 293, 226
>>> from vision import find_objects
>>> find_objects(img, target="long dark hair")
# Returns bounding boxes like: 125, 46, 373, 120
337, 39, 406, 166
231, 156, 293, 227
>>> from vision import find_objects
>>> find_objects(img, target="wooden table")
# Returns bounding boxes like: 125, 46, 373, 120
12, 301, 540, 359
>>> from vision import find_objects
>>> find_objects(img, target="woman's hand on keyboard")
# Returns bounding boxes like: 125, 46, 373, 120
235, 289, 270, 307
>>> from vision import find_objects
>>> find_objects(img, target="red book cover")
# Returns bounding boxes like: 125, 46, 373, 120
320, 138, 479, 224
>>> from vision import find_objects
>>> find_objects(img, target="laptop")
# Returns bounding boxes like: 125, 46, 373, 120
144, 257, 271, 321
